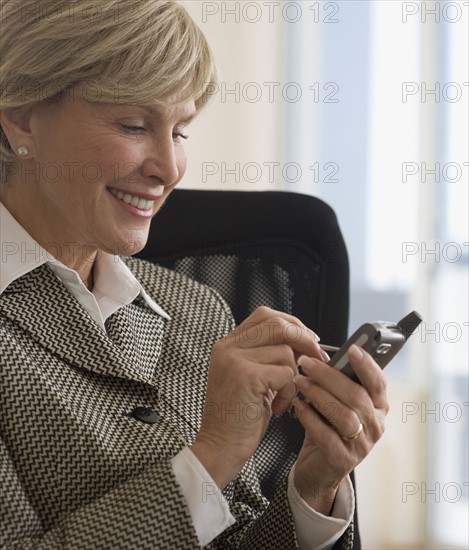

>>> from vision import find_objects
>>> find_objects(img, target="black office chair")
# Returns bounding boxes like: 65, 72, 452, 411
137, 189, 360, 547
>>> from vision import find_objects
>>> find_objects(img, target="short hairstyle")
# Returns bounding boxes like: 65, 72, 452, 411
0, 0, 216, 182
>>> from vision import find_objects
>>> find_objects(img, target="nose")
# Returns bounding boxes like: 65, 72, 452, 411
140, 135, 183, 187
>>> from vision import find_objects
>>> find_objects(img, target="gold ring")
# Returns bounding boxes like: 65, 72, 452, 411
341, 422, 363, 441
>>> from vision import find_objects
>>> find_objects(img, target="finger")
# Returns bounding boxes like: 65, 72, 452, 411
229, 316, 323, 361
248, 344, 297, 370
298, 355, 375, 414
240, 361, 297, 416
297, 356, 387, 443
292, 398, 366, 459
228, 315, 315, 346
226, 307, 320, 348
270, 378, 298, 415
294, 375, 360, 436
261, 363, 296, 406
292, 399, 373, 479
347, 346, 389, 412
234, 306, 320, 342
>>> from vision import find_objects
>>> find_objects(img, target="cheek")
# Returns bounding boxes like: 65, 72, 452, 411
177, 148, 188, 177
83, 136, 145, 182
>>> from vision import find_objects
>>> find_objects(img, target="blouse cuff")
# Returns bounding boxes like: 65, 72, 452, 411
287, 464, 355, 550
171, 447, 236, 547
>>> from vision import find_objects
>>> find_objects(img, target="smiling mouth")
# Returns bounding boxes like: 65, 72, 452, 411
108, 188, 155, 211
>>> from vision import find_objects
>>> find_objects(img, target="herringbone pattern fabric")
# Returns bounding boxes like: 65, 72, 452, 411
0, 258, 353, 549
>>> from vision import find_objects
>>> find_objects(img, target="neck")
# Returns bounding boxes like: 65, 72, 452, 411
44, 241, 98, 291
1, 189, 98, 290
84, 262, 95, 291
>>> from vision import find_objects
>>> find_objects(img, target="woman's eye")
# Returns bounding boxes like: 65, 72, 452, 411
173, 132, 189, 141
121, 125, 146, 134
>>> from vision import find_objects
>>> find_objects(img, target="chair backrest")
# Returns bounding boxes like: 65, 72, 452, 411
137, 188, 350, 498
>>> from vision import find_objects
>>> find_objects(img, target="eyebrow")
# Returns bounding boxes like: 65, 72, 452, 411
138, 104, 197, 125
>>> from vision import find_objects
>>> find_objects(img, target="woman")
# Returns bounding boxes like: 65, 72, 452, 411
0, 1, 388, 548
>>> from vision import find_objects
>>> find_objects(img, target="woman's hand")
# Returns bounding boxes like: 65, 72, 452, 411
291, 346, 390, 515
190, 306, 324, 489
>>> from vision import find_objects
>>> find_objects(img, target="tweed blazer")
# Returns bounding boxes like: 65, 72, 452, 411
0, 257, 354, 549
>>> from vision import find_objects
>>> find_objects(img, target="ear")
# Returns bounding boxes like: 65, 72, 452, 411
0, 108, 35, 157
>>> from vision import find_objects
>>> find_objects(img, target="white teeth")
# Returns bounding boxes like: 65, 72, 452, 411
137, 198, 147, 209
109, 188, 153, 211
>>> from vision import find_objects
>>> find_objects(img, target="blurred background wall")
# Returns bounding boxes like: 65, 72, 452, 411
181, 1, 469, 548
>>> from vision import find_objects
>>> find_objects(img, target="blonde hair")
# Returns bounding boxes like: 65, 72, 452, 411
0, 0, 216, 182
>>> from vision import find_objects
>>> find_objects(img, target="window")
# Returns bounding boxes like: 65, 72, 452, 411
287, 1, 468, 547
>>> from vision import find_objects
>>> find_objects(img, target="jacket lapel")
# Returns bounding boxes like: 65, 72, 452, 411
0, 264, 166, 385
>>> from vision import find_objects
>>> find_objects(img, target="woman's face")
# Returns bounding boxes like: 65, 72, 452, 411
14, 92, 196, 257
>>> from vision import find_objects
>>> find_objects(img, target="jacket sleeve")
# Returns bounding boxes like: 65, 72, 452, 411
0, 434, 200, 549
207, 455, 354, 550
2, 428, 353, 550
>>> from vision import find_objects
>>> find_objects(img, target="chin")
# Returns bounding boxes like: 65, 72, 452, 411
121, 240, 147, 257
105, 233, 148, 257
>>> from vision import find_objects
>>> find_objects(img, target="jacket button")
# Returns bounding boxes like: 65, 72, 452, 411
131, 407, 158, 424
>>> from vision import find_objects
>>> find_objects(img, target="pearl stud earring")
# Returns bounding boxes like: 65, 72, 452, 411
17, 146, 29, 156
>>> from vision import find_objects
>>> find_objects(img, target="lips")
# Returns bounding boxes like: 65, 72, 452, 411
108, 187, 163, 211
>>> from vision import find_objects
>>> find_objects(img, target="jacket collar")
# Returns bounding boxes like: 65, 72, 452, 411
0, 201, 170, 330
0, 264, 167, 385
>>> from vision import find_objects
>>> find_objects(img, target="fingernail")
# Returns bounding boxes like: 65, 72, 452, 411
320, 350, 330, 362
263, 395, 272, 408
298, 358, 320, 375
349, 344, 363, 360
288, 399, 301, 420
297, 355, 309, 367
294, 375, 311, 391
267, 389, 278, 402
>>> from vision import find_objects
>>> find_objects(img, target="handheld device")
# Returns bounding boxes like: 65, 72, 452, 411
327, 310, 423, 383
